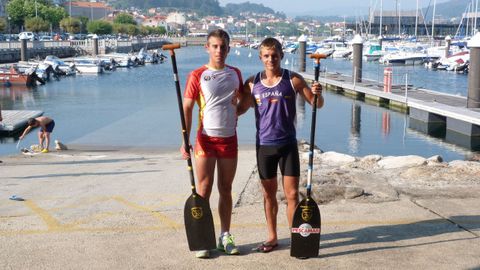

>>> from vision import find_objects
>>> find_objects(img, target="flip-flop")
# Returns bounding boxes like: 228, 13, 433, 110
254, 242, 278, 253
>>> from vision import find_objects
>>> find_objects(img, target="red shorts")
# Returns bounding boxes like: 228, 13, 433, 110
194, 132, 238, 159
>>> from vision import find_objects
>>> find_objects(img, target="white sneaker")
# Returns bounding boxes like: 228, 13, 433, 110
195, 250, 210, 259
217, 232, 240, 255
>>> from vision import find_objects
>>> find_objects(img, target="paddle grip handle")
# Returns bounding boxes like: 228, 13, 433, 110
164, 44, 197, 194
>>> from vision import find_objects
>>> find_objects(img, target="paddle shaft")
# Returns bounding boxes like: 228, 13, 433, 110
164, 44, 197, 195
307, 58, 321, 198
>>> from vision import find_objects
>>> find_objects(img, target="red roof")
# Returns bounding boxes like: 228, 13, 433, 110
63, 1, 112, 9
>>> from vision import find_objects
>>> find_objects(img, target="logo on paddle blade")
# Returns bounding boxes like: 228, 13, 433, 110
300, 206, 313, 222
191, 207, 203, 219
291, 223, 320, 237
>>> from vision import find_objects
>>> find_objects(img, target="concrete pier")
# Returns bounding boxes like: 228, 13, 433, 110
300, 71, 480, 144
298, 35, 306, 72
352, 35, 363, 83
20, 39, 27, 62
93, 37, 99, 56
0, 110, 44, 136
467, 33, 480, 108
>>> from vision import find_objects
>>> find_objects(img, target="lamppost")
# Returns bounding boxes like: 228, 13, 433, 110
35, 0, 38, 17
8, 16, 11, 48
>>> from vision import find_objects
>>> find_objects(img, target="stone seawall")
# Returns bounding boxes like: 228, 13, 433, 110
0, 47, 76, 63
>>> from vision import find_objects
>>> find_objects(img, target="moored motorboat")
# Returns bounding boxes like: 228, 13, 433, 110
0, 65, 43, 86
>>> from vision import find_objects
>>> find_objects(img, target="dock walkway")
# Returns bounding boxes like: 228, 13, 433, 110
0, 110, 44, 136
301, 71, 480, 141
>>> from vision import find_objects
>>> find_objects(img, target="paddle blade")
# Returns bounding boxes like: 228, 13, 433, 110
290, 197, 321, 258
184, 194, 216, 251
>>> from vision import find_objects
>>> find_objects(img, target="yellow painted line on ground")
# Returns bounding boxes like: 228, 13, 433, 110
23, 200, 62, 231
1, 218, 477, 237
48, 196, 112, 211
61, 212, 118, 228
112, 196, 181, 229
0, 226, 176, 236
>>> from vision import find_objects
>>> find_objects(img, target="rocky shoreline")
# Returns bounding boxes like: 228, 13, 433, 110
237, 141, 480, 206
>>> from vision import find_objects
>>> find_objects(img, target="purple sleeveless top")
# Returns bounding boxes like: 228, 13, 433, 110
252, 69, 297, 145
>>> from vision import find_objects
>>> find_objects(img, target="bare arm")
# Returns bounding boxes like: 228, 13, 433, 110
237, 76, 254, 116
181, 97, 195, 159
291, 72, 324, 109
19, 126, 32, 139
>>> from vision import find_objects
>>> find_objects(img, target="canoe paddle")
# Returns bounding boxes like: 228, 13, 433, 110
162, 43, 216, 251
290, 53, 327, 258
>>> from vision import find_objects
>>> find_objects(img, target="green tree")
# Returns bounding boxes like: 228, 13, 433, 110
6, 0, 26, 28
6, 0, 68, 30
24, 17, 49, 32
112, 23, 128, 34
87, 20, 113, 34
113, 13, 136, 25
0, 18, 6, 33
78, 16, 89, 33
60, 17, 81, 33
43, 6, 68, 29
125, 24, 138, 35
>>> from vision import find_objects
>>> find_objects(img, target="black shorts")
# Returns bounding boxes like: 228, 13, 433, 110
256, 143, 300, 180
41, 120, 55, 133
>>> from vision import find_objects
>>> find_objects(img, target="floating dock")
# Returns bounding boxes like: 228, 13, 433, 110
0, 110, 44, 136
301, 71, 480, 149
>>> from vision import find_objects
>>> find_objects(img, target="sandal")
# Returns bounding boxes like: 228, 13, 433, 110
254, 242, 278, 253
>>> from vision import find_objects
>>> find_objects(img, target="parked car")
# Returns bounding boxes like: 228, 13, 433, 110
19, 31, 36, 41
39, 35, 53, 41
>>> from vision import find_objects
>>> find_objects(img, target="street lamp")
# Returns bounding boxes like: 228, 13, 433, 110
8, 16, 11, 48
35, 0, 38, 18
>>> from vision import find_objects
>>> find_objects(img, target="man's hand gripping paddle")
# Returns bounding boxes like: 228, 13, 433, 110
290, 53, 327, 258
162, 43, 216, 251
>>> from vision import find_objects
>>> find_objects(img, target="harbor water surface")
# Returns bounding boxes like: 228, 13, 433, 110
0, 46, 477, 161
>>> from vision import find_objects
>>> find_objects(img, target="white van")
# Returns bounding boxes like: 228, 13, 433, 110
19, 31, 36, 41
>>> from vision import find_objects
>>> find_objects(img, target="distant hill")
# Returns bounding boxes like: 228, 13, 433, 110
223, 2, 285, 18
422, 0, 471, 21
307, 0, 472, 23
110, 0, 223, 16
108, 0, 281, 18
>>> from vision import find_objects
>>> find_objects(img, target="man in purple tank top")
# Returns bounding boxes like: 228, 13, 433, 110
237, 37, 324, 253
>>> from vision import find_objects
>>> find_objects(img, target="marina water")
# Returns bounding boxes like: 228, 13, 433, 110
0, 46, 477, 161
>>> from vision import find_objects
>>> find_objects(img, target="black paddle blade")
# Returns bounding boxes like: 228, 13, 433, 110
290, 197, 321, 258
184, 194, 216, 251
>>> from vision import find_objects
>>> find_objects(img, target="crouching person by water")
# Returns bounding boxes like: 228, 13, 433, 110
19, 116, 55, 153
237, 37, 324, 253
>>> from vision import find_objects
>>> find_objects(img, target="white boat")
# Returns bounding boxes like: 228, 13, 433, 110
329, 42, 353, 58
379, 46, 428, 65
314, 44, 334, 57
363, 44, 384, 62
70, 58, 103, 74
380, 51, 428, 65
43, 55, 76, 76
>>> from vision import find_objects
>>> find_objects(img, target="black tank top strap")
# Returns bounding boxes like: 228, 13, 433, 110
253, 72, 262, 84
283, 68, 292, 80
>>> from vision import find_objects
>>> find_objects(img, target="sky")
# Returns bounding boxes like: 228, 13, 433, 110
218, 0, 451, 17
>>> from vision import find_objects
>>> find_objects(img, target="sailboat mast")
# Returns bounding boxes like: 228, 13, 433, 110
379, 0, 383, 36
398, 1, 401, 36
396, 0, 399, 35
467, 2, 470, 37
415, 0, 419, 37
475, 0, 478, 34
432, 0, 436, 41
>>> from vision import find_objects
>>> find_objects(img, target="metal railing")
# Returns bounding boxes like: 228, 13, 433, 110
0, 38, 168, 51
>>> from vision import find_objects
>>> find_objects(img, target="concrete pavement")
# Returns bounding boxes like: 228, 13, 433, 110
0, 148, 479, 269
